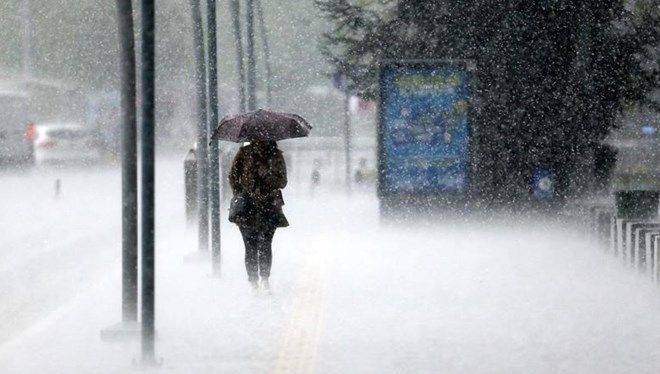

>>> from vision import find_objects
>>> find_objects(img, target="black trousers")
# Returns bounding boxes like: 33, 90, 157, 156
239, 225, 276, 282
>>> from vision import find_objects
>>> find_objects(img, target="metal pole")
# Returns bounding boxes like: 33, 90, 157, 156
139, 0, 156, 362
229, 0, 246, 112
207, 0, 221, 275
255, 0, 272, 107
343, 86, 351, 195
116, 0, 138, 324
21, 0, 33, 78
245, 0, 257, 111
191, 0, 210, 253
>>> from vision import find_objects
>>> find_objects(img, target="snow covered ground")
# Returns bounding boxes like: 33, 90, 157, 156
2, 156, 660, 373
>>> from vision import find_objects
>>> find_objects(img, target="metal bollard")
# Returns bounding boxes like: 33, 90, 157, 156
615, 218, 627, 260
652, 234, 660, 283
630, 223, 660, 271
54, 178, 61, 199
596, 209, 613, 248
623, 220, 643, 266
638, 228, 660, 274
184, 149, 198, 224
646, 232, 660, 274
609, 214, 617, 255
614, 191, 659, 265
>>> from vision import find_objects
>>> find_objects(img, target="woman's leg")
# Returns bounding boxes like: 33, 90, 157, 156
257, 226, 276, 280
239, 226, 259, 283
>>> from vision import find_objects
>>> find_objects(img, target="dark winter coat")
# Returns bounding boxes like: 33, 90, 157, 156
229, 143, 288, 228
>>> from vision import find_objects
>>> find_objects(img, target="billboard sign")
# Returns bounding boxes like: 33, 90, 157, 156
378, 61, 473, 196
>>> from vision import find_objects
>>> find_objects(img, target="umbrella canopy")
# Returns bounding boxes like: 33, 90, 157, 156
210, 109, 312, 143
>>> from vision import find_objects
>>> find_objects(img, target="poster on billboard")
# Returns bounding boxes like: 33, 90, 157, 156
378, 60, 474, 197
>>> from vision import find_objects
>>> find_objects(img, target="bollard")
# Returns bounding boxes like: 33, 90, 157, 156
54, 178, 61, 199
629, 223, 660, 271
595, 208, 613, 248
609, 214, 617, 254
638, 228, 660, 274
622, 220, 645, 266
184, 149, 197, 224
615, 218, 627, 260
652, 234, 660, 283
614, 190, 659, 264
646, 232, 660, 275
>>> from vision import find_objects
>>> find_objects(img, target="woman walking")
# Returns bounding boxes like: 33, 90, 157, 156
229, 140, 288, 292
210, 109, 310, 292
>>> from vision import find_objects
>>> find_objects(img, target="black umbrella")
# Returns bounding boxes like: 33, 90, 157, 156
210, 109, 312, 143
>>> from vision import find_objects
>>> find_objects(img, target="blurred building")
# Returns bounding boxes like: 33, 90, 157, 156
0, 76, 84, 123
607, 89, 660, 191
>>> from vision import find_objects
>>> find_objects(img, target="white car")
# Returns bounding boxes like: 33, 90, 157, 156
33, 123, 101, 166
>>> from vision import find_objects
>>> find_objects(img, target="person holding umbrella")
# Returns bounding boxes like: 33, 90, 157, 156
211, 109, 311, 293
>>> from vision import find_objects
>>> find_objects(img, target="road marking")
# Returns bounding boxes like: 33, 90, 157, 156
274, 245, 332, 374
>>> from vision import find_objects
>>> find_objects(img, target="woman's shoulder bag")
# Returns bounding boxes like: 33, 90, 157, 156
228, 193, 251, 224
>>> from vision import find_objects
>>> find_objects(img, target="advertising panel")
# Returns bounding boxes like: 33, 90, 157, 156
378, 61, 473, 196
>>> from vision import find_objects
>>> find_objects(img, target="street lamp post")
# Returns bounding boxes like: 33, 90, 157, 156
190, 0, 210, 254
116, 0, 138, 326
344, 86, 352, 195
139, 0, 156, 363
245, 0, 257, 111
100, 0, 140, 342
21, 0, 33, 78
334, 72, 352, 195
255, 0, 273, 107
230, 0, 246, 112
207, 0, 221, 275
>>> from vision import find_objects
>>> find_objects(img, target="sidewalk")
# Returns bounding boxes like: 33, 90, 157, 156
0, 192, 372, 374
3, 194, 660, 373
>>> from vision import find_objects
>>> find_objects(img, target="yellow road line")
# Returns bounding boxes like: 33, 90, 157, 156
274, 247, 331, 374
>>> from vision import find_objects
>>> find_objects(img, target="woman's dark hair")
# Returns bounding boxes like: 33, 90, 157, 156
250, 140, 278, 158
252, 140, 277, 150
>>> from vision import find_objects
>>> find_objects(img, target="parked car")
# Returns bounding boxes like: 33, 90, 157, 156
0, 90, 33, 166
33, 122, 101, 166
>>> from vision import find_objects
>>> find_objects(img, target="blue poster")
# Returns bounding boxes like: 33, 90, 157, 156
532, 168, 556, 200
380, 63, 472, 194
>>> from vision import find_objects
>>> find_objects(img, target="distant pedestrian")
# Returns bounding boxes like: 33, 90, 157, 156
310, 159, 321, 195
54, 178, 61, 199
354, 158, 368, 185
229, 140, 288, 293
